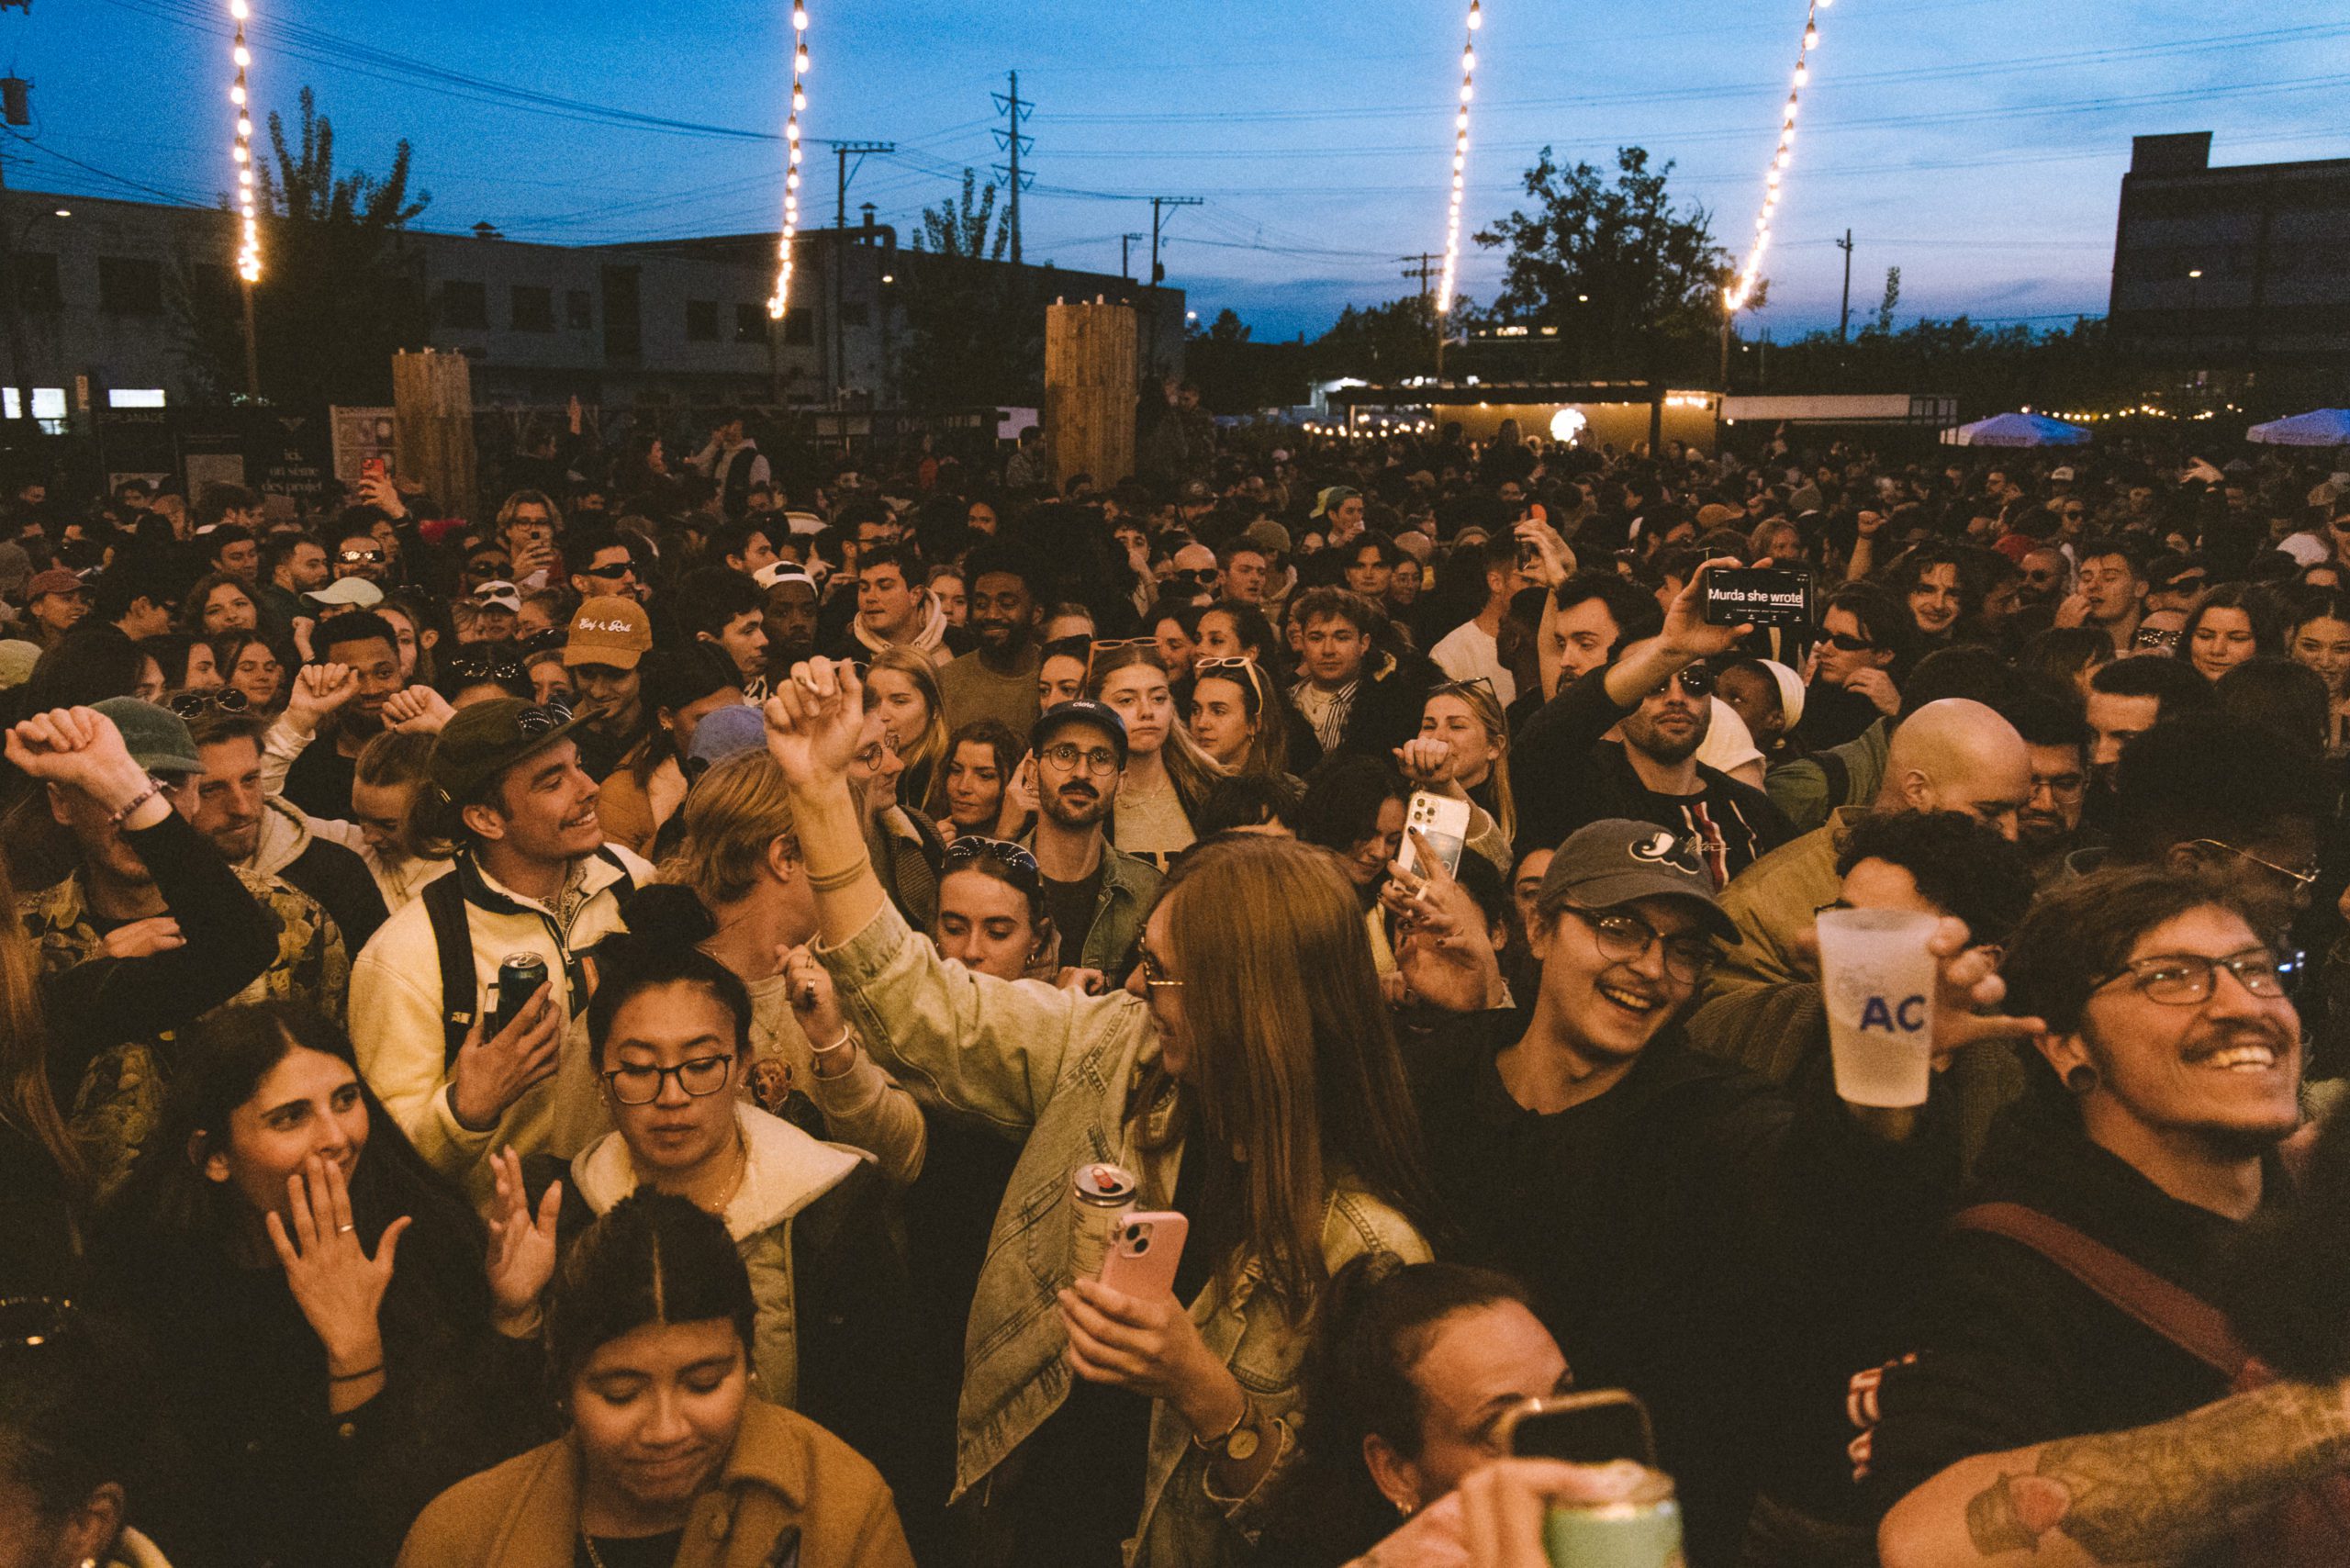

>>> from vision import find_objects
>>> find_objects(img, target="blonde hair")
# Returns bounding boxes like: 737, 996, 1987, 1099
1148, 835, 1436, 1306
0, 848, 79, 1192
660, 749, 798, 906
1423, 680, 1515, 843
869, 644, 950, 816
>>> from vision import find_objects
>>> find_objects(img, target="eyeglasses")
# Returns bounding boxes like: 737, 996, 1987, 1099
851, 739, 891, 771
1039, 741, 1121, 775
1138, 946, 1183, 990
336, 549, 385, 565
168, 687, 251, 717
1171, 568, 1220, 588
2188, 837, 2318, 890
515, 702, 575, 736
945, 835, 1043, 891
585, 560, 638, 580
1651, 666, 1714, 701
2091, 946, 2290, 1006
2132, 627, 2181, 652
601, 1054, 734, 1105
1557, 904, 1714, 985
1821, 630, 1876, 653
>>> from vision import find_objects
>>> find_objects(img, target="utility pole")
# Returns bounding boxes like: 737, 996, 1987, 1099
1401, 252, 1441, 381
823, 140, 894, 407
1146, 195, 1203, 375
1835, 228, 1855, 343
991, 72, 1033, 264
1120, 232, 1145, 281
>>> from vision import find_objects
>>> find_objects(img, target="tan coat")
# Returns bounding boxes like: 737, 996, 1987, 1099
394, 1398, 913, 1568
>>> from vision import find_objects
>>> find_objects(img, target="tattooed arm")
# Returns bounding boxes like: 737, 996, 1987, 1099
1878, 1376, 2350, 1568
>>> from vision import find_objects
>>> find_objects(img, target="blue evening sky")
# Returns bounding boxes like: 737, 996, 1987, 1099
24, 0, 2350, 341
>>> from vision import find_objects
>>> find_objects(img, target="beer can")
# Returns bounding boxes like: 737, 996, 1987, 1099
1069, 1160, 1137, 1282
495, 952, 549, 1035
1542, 1473, 1684, 1568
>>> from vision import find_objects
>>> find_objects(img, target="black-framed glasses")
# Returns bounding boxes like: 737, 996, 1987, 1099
1558, 904, 1714, 985
168, 687, 251, 717
0, 1294, 78, 1349
585, 560, 638, 579
337, 549, 385, 565
1822, 630, 1875, 653
944, 835, 1042, 891
601, 1054, 735, 1105
1039, 740, 1120, 775
2188, 837, 2318, 890
515, 702, 574, 736
2091, 947, 2292, 1006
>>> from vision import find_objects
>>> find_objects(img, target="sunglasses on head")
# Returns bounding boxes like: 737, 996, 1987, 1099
514, 702, 574, 735
167, 687, 251, 718
944, 834, 1043, 889
451, 657, 526, 685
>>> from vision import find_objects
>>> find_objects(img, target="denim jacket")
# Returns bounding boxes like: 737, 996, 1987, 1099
820, 901, 1431, 1567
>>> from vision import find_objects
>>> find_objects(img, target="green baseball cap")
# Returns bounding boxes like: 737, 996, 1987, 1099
428, 698, 587, 804
92, 697, 203, 777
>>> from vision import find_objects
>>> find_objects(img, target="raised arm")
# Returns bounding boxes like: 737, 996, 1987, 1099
1879, 1377, 2350, 1568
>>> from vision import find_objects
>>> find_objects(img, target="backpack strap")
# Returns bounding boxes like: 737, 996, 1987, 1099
594, 846, 638, 903
1953, 1201, 2250, 1377
422, 870, 477, 1068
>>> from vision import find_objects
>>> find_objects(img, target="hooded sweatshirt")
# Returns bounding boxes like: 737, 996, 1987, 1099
249, 794, 392, 951
849, 590, 952, 666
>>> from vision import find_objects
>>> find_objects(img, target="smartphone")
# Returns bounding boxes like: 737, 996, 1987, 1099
362, 455, 387, 483
1498, 1390, 1659, 1467
1702, 565, 1812, 628
1400, 790, 1471, 880
1098, 1211, 1188, 1299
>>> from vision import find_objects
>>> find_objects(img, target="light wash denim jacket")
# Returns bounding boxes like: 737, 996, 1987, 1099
820, 900, 1431, 1567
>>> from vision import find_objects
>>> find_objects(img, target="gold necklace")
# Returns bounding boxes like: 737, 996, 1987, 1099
627, 1126, 748, 1218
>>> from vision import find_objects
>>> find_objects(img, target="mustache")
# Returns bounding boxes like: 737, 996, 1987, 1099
2180, 1018, 2295, 1062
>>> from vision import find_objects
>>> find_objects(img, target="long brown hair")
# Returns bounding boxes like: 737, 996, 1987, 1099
1084, 642, 1226, 820
0, 848, 80, 1193
1151, 834, 1438, 1306
1192, 657, 1292, 779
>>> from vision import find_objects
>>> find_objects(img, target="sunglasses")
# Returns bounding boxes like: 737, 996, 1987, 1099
1653, 666, 1714, 700
450, 657, 527, 685
1821, 631, 1875, 653
467, 557, 512, 576
167, 687, 251, 717
585, 560, 638, 579
515, 702, 575, 736
944, 834, 1043, 890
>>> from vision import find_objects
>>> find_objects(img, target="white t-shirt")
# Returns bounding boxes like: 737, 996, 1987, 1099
1428, 620, 1516, 708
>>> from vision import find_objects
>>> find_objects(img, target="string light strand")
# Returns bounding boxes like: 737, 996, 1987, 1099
1438, 0, 1481, 314
229, 0, 260, 282
1725, 0, 1831, 313
768, 0, 809, 318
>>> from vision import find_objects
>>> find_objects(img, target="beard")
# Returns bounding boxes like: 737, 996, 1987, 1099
1043, 782, 1110, 830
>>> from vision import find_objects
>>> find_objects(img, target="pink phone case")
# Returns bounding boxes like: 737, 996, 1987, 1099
1098, 1211, 1189, 1299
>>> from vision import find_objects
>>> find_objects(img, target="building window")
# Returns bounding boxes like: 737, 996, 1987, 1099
734, 303, 770, 344
440, 279, 488, 329
686, 299, 720, 342
510, 285, 555, 332
566, 288, 593, 329
839, 301, 870, 327
97, 256, 165, 316
107, 388, 167, 409
782, 308, 814, 346
16, 252, 60, 312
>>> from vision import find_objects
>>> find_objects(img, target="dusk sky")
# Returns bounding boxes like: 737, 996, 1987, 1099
24, 1, 2350, 342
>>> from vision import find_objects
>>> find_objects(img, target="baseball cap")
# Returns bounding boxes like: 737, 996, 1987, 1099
1532, 819, 1737, 941
473, 580, 523, 613
754, 563, 816, 593
2048, 465, 2076, 482
1179, 478, 1214, 506
305, 577, 384, 609
564, 595, 654, 670
1240, 519, 1292, 557
428, 697, 588, 805
1310, 486, 1360, 520
26, 567, 85, 600
91, 696, 203, 777
1033, 699, 1128, 764
687, 703, 767, 769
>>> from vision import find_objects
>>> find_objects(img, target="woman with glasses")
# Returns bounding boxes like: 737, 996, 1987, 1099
2175, 581, 2282, 683
648, 749, 924, 1184
85, 1002, 551, 1568
1187, 656, 1292, 781
181, 572, 260, 637
867, 645, 949, 817
1085, 643, 1225, 874
756, 659, 1445, 1568
939, 718, 1022, 837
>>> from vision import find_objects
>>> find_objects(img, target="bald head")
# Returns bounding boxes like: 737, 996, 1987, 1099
1876, 698, 2033, 840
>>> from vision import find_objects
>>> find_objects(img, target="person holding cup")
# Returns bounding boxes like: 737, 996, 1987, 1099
1401, 816, 2031, 1565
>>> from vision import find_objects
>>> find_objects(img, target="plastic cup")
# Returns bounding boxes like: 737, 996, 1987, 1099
1817, 908, 1941, 1108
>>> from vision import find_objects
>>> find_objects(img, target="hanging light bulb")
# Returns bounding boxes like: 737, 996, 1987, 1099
773, 0, 809, 318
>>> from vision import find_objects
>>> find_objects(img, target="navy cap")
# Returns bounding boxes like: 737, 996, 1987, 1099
1033, 699, 1128, 763
1534, 818, 1737, 941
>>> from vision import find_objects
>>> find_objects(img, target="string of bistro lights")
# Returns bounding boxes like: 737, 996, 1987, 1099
767, 0, 810, 318
228, 0, 260, 281
1436, 0, 1482, 319
1724, 0, 1831, 314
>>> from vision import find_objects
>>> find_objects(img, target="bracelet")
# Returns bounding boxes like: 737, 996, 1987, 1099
1190, 1394, 1254, 1455
804, 857, 869, 892
811, 1026, 854, 1058
328, 1362, 384, 1383
106, 781, 163, 827
810, 1027, 856, 1079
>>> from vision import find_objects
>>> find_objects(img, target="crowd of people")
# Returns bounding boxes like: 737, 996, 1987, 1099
4, 403, 2350, 1568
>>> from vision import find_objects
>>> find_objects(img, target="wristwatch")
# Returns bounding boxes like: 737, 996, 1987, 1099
1193, 1400, 1259, 1462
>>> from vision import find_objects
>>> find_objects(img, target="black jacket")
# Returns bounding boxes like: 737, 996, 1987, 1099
1288, 647, 1438, 773
1405, 1015, 1958, 1567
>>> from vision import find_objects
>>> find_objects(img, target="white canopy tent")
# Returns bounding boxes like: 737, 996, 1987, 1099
1940, 411, 2091, 447
2246, 409, 2350, 447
